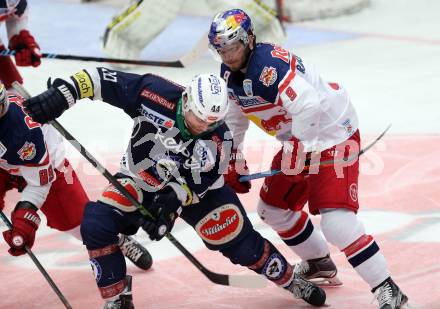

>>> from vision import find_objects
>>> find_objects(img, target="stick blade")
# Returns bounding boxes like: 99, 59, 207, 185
228, 274, 268, 288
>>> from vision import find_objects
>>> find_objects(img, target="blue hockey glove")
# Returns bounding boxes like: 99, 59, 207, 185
24, 78, 77, 124
142, 187, 182, 241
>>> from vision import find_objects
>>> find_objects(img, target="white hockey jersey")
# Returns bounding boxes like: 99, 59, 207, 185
221, 43, 359, 152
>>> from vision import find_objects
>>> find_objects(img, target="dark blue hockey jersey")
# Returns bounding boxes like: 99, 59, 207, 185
67, 68, 233, 204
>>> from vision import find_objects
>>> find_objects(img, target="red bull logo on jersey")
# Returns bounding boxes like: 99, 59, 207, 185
196, 204, 244, 245
17, 142, 36, 161
260, 109, 291, 132
259, 66, 278, 87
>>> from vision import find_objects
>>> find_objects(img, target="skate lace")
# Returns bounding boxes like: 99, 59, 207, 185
291, 277, 314, 300
294, 261, 310, 277
374, 283, 393, 307
103, 299, 122, 309
120, 237, 143, 262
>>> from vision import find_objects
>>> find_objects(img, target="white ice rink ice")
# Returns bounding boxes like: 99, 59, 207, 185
1, 0, 440, 308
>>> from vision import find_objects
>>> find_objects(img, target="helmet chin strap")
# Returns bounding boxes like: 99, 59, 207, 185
239, 34, 256, 72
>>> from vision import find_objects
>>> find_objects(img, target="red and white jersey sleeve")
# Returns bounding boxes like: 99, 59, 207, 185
222, 43, 359, 153
278, 56, 359, 152
20, 125, 65, 208
0, 96, 66, 208
224, 94, 250, 151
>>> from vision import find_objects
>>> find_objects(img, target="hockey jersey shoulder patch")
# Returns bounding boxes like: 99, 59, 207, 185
17, 141, 37, 161
259, 66, 278, 87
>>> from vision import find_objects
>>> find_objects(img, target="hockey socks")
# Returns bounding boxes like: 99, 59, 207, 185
342, 234, 390, 288
248, 240, 294, 287
278, 211, 330, 260
87, 244, 128, 299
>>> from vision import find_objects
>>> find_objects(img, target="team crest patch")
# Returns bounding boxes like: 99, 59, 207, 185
259, 66, 278, 87
90, 259, 102, 282
17, 142, 36, 161
243, 79, 253, 96
196, 204, 244, 245
263, 253, 286, 280
0, 141, 6, 157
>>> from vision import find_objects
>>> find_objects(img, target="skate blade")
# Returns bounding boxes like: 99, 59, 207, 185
310, 275, 343, 287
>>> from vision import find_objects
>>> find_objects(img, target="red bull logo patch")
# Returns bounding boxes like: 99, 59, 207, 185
225, 11, 246, 30
196, 204, 243, 245
260, 109, 291, 132
17, 142, 36, 161
259, 66, 278, 87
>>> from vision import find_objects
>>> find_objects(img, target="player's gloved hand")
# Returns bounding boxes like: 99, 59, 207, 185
224, 149, 251, 194
7, 174, 27, 192
142, 187, 182, 241
8, 30, 42, 67
24, 78, 77, 124
2, 201, 40, 256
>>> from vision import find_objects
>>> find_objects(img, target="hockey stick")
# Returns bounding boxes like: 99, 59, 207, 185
0, 35, 207, 68
0, 49, 183, 67
239, 124, 391, 182
0, 210, 73, 309
12, 82, 266, 289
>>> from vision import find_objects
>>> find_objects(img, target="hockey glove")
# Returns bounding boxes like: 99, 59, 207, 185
142, 187, 182, 241
3, 201, 40, 256
224, 149, 251, 194
8, 30, 42, 67
24, 78, 77, 124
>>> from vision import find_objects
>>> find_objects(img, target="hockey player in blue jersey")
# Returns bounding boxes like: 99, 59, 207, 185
24, 69, 326, 308
0, 81, 152, 271
208, 9, 408, 309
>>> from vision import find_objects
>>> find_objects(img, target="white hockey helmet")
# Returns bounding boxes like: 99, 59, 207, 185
208, 9, 254, 51
182, 74, 229, 124
0, 82, 9, 118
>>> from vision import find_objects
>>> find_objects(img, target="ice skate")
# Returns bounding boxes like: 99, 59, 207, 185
103, 275, 134, 309
285, 272, 326, 307
119, 235, 152, 270
372, 277, 409, 309
294, 254, 343, 286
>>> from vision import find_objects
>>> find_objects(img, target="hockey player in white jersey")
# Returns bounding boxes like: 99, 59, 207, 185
0, 82, 152, 270
208, 9, 408, 309
0, 0, 41, 89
